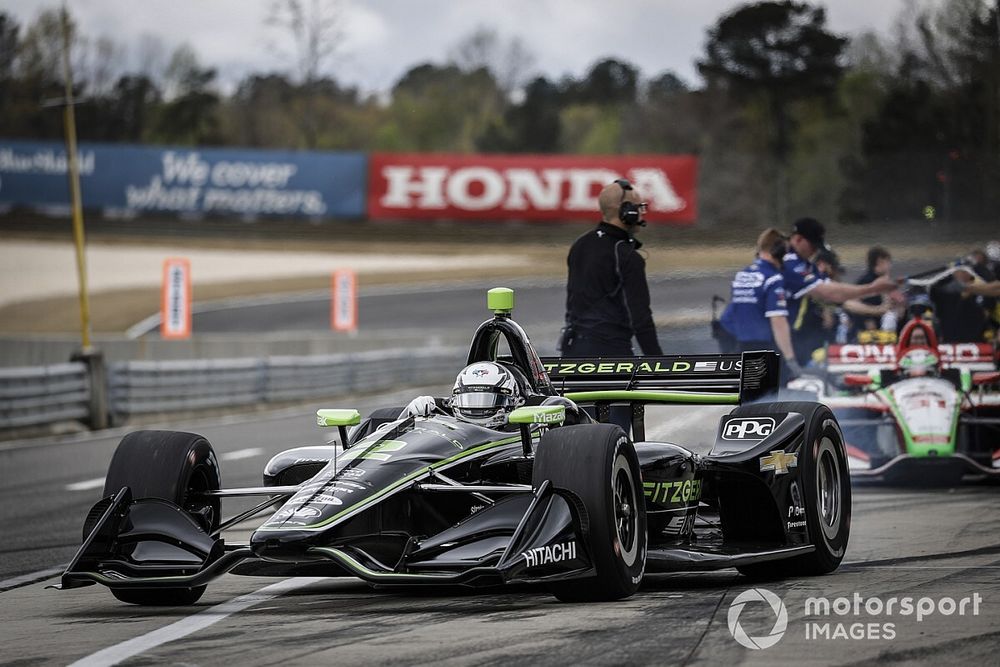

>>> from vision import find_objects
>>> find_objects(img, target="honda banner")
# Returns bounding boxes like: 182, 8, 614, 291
367, 153, 698, 223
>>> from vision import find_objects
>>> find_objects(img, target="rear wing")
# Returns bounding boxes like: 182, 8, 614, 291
540, 350, 780, 406
825, 343, 998, 373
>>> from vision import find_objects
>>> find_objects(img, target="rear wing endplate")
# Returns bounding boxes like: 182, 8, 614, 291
540, 350, 780, 405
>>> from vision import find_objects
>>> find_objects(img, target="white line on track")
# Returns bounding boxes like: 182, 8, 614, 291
65, 477, 105, 492
0, 565, 66, 592
67, 577, 327, 667
221, 447, 265, 461
845, 565, 1000, 570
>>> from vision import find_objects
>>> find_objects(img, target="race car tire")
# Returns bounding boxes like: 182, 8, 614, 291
733, 402, 851, 578
99, 430, 221, 606
533, 424, 646, 602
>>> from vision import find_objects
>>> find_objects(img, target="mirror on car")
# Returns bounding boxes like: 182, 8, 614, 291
316, 409, 362, 450
316, 409, 362, 427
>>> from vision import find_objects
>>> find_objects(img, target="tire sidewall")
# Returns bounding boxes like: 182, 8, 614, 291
801, 413, 851, 570
599, 433, 646, 593
104, 430, 222, 532
535, 424, 646, 599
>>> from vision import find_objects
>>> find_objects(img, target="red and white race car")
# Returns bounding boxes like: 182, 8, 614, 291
796, 319, 1000, 483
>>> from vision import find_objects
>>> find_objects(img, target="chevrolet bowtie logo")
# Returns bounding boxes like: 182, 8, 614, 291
759, 450, 798, 475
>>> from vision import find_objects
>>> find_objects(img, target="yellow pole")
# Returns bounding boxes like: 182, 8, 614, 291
60, 6, 92, 351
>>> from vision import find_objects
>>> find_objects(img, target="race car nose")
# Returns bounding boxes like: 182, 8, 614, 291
250, 529, 325, 562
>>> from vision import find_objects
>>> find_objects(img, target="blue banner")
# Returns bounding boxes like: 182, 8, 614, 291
0, 140, 366, 218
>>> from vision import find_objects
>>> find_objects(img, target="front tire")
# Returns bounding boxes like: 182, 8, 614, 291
736, 402, 851, 578
533, 424, 646, 602
100, 430, 222, 606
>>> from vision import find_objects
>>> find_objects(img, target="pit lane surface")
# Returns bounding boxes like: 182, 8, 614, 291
2, 398, 998, 665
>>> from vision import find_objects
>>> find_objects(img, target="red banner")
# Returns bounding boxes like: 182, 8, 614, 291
367, 153, 697, 223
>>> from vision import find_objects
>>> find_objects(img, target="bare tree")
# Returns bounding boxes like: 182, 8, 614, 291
448, 26, 536, 99
266, 0, 345, 147
267, 0, 344, 85
135, 32, 167, 85
84, 35, 120, 96
17, 8, 68, 84
163, 43, 205, 100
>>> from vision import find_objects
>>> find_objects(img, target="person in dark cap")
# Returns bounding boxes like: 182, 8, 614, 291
782, 217, 896, 365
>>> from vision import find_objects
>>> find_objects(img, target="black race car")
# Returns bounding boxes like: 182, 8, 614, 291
55, 288, 850, 604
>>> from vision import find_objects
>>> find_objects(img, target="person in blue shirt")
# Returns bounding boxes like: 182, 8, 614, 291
720, 228, 803, 379
783, 217, 896, 365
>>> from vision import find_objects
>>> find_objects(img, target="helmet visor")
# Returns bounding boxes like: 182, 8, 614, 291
453, 391, 508, 410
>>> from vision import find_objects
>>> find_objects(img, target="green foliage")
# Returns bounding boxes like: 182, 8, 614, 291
698, 1, 847, 98
570, 58, 639, 105
0, 1, 997, 225
698, 1, 849, 223
559, 106, 621, 154
477, 76, 561, 152
845, 0, 1000, 222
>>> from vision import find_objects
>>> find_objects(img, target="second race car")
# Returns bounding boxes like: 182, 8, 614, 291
801, 315, 1000, 483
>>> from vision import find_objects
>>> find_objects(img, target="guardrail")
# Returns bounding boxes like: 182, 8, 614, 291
1, 347, 466, 432
0, 362, 91, 430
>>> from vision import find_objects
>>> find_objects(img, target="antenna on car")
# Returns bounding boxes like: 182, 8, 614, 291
487, 287, 514, 318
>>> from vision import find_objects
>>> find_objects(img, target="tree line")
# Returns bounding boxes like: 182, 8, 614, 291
0, 0, 997, 226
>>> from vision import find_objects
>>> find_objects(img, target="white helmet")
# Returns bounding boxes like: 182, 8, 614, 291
451, 362, 524, 429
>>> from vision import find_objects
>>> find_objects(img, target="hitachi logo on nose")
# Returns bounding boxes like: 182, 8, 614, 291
521, 541, 577, 568
723, 417, 776, 440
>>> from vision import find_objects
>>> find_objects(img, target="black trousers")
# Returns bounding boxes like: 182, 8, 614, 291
561, 334, 634, 435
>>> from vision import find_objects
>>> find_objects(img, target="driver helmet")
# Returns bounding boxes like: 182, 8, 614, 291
451, 362, 524, 429
899, 348, 938, 377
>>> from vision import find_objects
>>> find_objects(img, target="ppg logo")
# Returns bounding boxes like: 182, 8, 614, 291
722, 417, 776, 441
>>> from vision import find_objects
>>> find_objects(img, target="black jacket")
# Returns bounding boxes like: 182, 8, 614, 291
564, 222, 662, 355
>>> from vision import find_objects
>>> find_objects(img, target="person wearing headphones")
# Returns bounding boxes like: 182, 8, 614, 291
719, 228, 803, 380
560, 178, 662, 359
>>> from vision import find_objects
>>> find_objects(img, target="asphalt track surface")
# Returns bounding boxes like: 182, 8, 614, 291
5, 255, 993, 664
2, 392, 998, 666
155, 258, 939, 356
177, 273, 721, 338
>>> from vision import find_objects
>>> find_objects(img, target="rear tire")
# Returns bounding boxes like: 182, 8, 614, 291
533, 424, 646, 602
735, 402, 851, 578
100, 430, 222, 606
